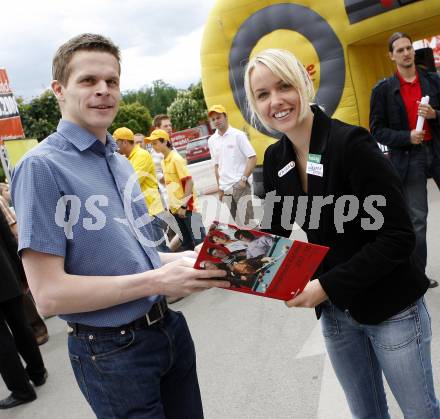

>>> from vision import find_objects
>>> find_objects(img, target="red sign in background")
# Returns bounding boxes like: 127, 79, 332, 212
426, 35, 440, 68
0, 69, 24, 141
170, 127, 201, 151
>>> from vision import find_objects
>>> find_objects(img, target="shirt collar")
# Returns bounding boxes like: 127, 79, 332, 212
216, 126, 232, 137
56, 119, 117, 155
164, 149, 176, 163
396, 70, 419, 86
279, 105, 330, 156
128, 144, 140, 160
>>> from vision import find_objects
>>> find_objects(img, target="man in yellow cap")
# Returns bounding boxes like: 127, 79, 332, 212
145, 129, 205, 250
207, 104, 257, 226
151, 114, 174, 208
113, 127, 169, 251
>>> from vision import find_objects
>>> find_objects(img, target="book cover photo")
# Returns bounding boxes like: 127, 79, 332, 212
194, 221, 329, 301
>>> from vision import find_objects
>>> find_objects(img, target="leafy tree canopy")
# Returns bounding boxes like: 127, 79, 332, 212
109, 101, 152, 135
167, 81, 207, 131
18, 90, 61, 141
123, 79, 178, 117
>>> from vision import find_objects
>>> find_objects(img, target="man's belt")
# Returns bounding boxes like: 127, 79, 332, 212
67, 299, 168, 335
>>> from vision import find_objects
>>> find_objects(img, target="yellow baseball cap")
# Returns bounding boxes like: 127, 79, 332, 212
144, 129, 170, 143
112, 127, 134, 141
208, 104, 227, 116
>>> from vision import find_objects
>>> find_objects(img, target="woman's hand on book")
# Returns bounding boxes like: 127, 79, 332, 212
285, 279, 328, 308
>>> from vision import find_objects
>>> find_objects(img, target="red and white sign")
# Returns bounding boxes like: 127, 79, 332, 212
170, 127, 201, 151
0, 69, 24, 141
425, 35, 440, 67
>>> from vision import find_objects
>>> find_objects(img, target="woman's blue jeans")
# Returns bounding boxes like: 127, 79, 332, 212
321, 297, 439, 419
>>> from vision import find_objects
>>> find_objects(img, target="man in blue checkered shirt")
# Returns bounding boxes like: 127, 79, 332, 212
11, 33, 229, 419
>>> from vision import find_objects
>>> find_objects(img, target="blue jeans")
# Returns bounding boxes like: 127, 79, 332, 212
173, 211, 206, 251
404, 143, 440, 274
321, 297, 440, 418
68, 310, 203, 419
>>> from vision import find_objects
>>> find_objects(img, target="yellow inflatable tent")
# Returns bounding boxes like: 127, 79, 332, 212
201, 0, 440, 163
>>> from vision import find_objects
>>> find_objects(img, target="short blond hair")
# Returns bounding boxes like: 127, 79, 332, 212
244, 49, 315, 132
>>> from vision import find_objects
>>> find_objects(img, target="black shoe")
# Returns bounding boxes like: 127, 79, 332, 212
428, 278, 439, 288
30, 369, 48, 387
0, 393, 36, 409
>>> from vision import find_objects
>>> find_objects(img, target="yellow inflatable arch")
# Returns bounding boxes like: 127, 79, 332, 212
201, 0, 440, 163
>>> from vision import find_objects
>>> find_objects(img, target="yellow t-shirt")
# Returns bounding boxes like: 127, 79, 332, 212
128, 145, 164, 216
161, 150, 197, 214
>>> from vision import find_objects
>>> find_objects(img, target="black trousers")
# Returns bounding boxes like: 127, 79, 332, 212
0, 295, 45, 397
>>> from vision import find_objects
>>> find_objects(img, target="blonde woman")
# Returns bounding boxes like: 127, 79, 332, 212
244, 49, 439, 418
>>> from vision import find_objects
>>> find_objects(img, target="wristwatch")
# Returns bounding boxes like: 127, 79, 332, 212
241, 175, 248, 182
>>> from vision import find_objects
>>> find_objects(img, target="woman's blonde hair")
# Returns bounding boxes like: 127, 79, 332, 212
244, 49, 315, 132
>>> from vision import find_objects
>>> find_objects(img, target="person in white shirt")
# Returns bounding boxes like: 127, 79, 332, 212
133, 133, 145, 149
208, 105, 257, 226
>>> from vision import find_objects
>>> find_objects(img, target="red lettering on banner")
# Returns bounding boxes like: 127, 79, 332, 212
0, 69, 24, 140
380, 0, 393, 7
304, 64, 317, 82
170, 128, 202, 151
0, 69, 12, 94
306, 64, 316, 77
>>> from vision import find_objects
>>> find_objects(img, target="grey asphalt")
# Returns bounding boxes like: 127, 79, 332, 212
1, 180, 439, 419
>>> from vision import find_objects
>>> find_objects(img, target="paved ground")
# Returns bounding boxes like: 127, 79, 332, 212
1, 180, 440, 419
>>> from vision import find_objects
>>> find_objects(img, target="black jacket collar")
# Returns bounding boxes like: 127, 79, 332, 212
276, 105, 330, 197
278, 105, 330, 155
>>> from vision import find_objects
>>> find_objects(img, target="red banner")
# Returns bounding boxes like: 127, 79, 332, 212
170, 127, 202, 151
0, 69, 24, 140
427, 35, 440, 67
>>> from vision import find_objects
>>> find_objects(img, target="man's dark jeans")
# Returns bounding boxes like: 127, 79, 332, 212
151, 216, 170, 252
68, 310, 203, 419
172, 211, 206, 251
404, 142, 440, 274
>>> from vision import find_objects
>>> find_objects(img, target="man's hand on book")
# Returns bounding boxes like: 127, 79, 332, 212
156, 256, 230, 298
285, 279, 328, 308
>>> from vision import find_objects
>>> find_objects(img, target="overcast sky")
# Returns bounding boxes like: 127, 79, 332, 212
1, 0, 217, 100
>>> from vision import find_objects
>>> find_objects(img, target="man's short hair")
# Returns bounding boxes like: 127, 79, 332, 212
52, 33, 121, 86
388, 32, 413, 53
153, 114, 170, 129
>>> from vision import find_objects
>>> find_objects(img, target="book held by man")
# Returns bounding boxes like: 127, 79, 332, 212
194, 221, 329, 301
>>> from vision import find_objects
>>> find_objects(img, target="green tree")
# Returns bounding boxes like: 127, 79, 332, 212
123, 80, 178, 117
110, 101, 152, 135
168, 91, 207, 131
18, 90, 61, 141
187, 81, 206, 104
167, 81, 208, 131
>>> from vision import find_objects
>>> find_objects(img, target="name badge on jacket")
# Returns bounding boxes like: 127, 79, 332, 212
278, 161, 295, 177
306, 153, 323, 177
306, 162, 324, 177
